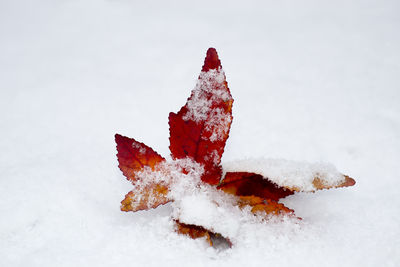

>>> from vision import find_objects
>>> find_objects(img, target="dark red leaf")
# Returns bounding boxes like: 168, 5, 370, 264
218, 172, 295, 201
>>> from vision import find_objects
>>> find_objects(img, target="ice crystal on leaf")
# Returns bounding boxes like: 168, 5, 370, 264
115, 48, 356, 247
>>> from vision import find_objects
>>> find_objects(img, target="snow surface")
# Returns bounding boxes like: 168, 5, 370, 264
1, 0, 400, 266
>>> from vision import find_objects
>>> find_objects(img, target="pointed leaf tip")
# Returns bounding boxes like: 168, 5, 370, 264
202, 48, 221, 72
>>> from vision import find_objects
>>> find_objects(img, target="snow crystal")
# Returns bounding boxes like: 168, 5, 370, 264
223, 158, 346, 192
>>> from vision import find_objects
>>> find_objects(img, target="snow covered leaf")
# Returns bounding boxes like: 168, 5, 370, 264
115, 134, 165, 182
121, 184, 170, 212
222, 158, 356, 193
218, 172, 295, 201
169, 48, 233, 185
114, 48, 356, 248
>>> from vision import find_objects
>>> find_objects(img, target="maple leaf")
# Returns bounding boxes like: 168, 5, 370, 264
114, 48, 356, 247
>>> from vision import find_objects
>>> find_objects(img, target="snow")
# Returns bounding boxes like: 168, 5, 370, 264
223, 158, 345, 191
1, 0, 400, 266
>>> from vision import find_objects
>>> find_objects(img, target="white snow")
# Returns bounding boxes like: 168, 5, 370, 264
1, 0, 400, 266
223, 158, 345, 191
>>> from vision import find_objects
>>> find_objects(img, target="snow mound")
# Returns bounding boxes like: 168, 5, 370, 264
133, 158, 297, 245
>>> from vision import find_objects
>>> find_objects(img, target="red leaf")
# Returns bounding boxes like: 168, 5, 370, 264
218, 172, 295, 201
169, 48, 233, 185
115, 134, 165, 182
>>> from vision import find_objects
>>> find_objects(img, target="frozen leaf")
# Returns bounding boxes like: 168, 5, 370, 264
169, 48, 233, 185
114, 48, 356, 247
